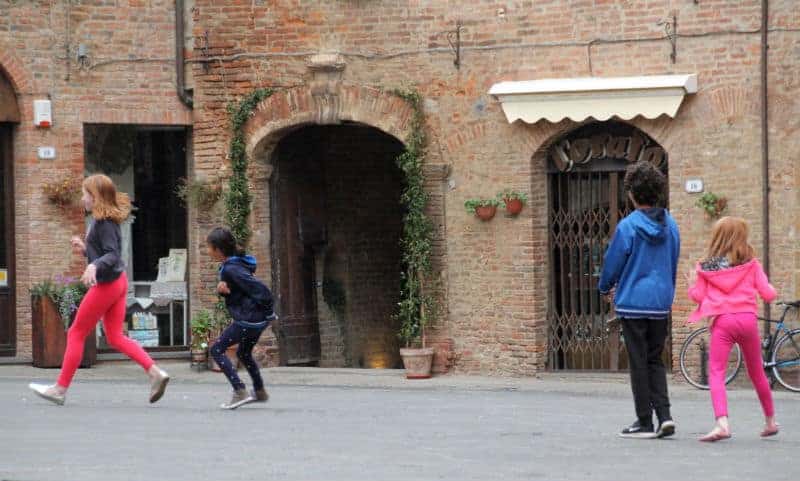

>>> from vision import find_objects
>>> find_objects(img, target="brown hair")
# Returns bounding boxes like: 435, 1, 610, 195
706, 216, 755, 266
83, 174, 131, 224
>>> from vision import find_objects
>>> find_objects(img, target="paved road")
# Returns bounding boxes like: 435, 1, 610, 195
1, 363, 798, 481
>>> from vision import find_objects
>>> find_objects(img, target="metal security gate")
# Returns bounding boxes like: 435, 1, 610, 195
548, 167, 629, 370
546, 122, 670, 371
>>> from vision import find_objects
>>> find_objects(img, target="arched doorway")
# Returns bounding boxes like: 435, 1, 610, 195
270, 123, 406, 368
546, 121, 669, 371
0, 68, 20, 356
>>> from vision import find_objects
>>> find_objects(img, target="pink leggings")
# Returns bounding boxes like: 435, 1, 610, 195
57, 272, 154, 388
709, 312, 774, 419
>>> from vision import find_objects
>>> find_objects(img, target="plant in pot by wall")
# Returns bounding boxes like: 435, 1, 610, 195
465, 198, 501, 221
30, 275, 95, 368
189, 309, 213, 371
42, 177, 82, 208
696, 192, 727, 219
392, 87, 438, 379
498, 189, 528, 216
175, 176, 223, 211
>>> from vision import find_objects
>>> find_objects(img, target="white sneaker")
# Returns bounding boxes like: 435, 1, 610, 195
220, 389, 254, 410
29, 383, 66, 406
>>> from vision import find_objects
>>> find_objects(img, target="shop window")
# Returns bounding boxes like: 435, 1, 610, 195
84, 125, 189, 351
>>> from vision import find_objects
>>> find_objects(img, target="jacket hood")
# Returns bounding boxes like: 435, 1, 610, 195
630, 208, 667, 244
224, 255, 257, 273
696, 259, 756, 294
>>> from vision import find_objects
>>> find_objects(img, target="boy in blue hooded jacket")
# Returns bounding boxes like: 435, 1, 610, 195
599, 162, 680, 439
207, 227, 277, 410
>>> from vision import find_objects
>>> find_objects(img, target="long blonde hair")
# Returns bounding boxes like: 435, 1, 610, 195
706, 216, 755, 266
83, 174, 131, 224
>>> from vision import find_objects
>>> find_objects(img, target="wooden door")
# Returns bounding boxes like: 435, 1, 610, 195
0, 125, 15, 356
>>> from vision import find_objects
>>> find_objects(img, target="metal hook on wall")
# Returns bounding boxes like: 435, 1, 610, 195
657, 12, 678, 64
446, 21, 463, 69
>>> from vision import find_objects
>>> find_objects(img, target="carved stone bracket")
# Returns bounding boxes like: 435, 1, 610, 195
307, 53, 346, 124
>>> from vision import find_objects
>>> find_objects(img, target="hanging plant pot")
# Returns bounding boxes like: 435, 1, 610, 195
400, 347, 435, 379
504, 198, 524, 216
475, 205, 497, 221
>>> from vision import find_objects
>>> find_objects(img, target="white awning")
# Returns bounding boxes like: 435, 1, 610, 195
488, 74, 698, 123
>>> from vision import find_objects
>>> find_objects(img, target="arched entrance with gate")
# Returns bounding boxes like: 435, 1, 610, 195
546, 121, 669, 371
0, 66, 20, 356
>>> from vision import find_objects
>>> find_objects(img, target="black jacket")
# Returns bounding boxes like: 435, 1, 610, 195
86, 218, 125, 283
219, 255, 275, 327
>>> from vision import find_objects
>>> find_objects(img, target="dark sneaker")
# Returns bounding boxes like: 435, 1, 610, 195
252, 388, 269, 402
221, 388, 254, 410
619, 420, 656, 439
656, 419, 676, 438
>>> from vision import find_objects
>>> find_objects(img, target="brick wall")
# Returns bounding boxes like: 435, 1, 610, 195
3, 1, 799, 375
0, 1, 191, 359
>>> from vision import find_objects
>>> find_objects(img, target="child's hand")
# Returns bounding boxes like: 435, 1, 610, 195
684, 268, 697, 286
602, 288, 615, 304
217, 281, 230, 295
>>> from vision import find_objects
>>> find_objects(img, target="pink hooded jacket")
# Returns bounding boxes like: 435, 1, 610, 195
687, 258, 776, 323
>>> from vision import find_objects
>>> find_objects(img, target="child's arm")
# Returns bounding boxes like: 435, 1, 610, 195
754, 259, 777, 303
598, 225, 632, 295
687, 265, 706, 304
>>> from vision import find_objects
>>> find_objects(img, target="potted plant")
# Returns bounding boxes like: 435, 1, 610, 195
42, 177, 82, 208
465, 198, 501, 221
696, 192, 727, 219
30, 275, 95, 368
498, 189, 528, 216
175, 176, 223, 211
189, 309, 213, 371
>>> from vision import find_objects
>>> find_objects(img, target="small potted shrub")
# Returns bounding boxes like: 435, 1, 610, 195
189, 309, 213, 371
465, 198, 501, 221
175, 176, 223, 210
30, 275, 94, 368
696, 192, 727, 219
498, 189, 528, 216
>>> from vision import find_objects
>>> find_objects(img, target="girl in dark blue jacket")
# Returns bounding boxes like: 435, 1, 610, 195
207, 227, 276, 409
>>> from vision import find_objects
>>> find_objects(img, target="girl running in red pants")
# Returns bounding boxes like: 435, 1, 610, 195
686, 216, 779, 442
29, 174, 170, 406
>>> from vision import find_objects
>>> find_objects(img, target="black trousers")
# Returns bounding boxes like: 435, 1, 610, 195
211, 323, 267, 391
621, 317, 671, 424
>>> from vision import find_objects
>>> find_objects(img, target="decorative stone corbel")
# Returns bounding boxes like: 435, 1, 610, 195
307, 53, 346, 124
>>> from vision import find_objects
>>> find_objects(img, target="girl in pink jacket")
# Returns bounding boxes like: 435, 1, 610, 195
686, 216, 779, 442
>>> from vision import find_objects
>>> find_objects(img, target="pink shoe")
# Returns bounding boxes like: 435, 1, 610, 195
699, 428, 731, 442
760, 425, 779, 437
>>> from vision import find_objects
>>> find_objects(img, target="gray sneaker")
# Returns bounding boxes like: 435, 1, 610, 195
252, 388, 269, 402
29, 383, 66, 406
221, 389, 254, 410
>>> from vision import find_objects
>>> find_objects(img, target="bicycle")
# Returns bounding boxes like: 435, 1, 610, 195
679, 300, 800, 391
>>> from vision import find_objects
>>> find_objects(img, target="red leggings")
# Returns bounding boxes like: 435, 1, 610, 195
57, 272, 154, 388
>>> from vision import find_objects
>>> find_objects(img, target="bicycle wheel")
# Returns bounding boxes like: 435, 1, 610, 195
679, 326, 742, 390
771, 328, 800, 392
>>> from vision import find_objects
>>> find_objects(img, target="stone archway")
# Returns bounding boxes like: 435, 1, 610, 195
238, 64, 444, 367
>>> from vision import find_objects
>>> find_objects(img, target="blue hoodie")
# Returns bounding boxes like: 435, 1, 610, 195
219, 255, 276, 328
598, 208, 680, 319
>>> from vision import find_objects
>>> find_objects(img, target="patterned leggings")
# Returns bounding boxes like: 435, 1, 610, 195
210, 323, 267, 391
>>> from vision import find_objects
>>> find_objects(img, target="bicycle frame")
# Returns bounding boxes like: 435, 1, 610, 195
759, 303, 800, 370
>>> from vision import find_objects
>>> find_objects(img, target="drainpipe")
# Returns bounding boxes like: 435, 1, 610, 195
761, 0, 770, 333
175, 0, 193, 108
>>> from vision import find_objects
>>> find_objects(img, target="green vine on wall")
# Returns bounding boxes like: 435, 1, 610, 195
225, 87, 274, 247
391, 87, 435, 348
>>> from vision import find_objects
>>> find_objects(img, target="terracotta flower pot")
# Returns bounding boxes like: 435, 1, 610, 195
504, 198, 523, 215
400, 347, 435, 379
190, 348, 208, 371
474, 205, 497, 221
